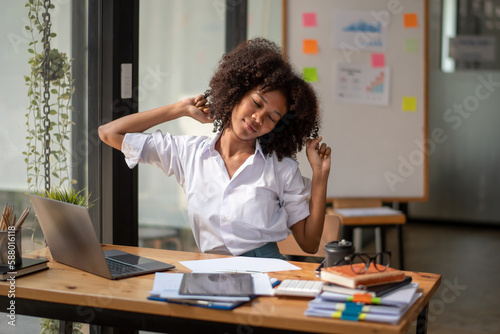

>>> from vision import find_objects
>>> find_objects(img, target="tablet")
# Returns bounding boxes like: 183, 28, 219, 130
179, 273, 254, 297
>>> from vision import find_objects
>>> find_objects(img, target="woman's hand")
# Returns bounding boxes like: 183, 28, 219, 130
181, 94, 213, 124
306, 136, 332, 176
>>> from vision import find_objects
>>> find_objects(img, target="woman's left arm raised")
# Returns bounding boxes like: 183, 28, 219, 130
290, 137, 332, 253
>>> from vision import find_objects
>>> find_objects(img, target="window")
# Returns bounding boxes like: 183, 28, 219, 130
137, 0, 226, 251
137, 0, 283, 252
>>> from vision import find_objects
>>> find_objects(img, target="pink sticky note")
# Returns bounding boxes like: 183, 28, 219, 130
371, 53, 385, 67
302, 13, 317, 27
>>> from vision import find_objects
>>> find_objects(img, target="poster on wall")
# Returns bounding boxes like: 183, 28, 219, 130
335, 63, 390, 106
333, 9, 389, 53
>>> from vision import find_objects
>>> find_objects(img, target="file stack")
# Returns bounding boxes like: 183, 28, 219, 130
148, 272, 275, 310
305, 282, 422, 324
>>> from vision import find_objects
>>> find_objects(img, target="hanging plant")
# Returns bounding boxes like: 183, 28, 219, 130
23, 0, 76, 193
23, 1, 83, 333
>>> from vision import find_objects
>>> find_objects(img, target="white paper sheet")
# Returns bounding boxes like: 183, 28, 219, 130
334, 207, 403, 217
335, 63, 390, 106
332, 9, 388, 52
179, 256, 301, 273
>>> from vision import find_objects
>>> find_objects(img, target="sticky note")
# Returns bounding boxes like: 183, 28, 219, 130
402, 96, 417, 112
405, 38, 419, 53
303, 67, 318, 82
403, 13, 418, 28
303, 39, 318, 54
302, 12, 317, 27
371, 53, 385, 67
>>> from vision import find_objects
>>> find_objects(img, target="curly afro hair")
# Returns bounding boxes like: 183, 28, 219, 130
206, 38, 320, 161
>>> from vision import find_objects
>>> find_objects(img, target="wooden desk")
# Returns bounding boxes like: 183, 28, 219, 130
0, 245, 440, 334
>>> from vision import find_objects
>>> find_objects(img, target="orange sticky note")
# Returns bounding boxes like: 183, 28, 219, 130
303, 39, 318, 54
371, 53, 385, 67
352, 294, 374, 304
302, 13, 317, 27
404, 13, 418, 28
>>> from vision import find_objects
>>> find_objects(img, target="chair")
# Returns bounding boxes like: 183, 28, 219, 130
138, 226, 182, 251
329, 199, 406, 269
277, 214, 341, 257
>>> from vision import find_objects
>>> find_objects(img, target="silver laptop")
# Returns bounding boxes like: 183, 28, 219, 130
29, 194, 175, 279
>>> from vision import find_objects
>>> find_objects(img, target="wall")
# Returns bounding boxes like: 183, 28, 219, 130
408, 0, 500, 224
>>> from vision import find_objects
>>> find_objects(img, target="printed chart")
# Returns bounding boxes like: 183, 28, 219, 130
336, 63, 390, 105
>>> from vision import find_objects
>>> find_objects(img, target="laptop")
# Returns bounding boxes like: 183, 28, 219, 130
29, 194, 175, 279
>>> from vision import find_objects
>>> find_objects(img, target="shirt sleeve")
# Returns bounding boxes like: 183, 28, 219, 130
281, 162, 312, 228
121, 130, 186, 186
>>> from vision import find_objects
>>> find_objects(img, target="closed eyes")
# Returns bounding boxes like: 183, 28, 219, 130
253, 98, 277, 122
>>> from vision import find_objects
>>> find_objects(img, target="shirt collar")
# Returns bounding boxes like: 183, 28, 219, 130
202, 132, 267, 162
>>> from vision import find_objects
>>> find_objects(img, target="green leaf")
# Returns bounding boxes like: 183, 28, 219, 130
28, 48, 35, 54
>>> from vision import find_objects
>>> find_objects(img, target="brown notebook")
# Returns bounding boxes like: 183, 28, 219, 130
320, 263, 405, 288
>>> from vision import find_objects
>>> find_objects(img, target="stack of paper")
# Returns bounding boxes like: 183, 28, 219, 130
334, 207, 403, 217
148, 257, 299, 310
149, 272, 275, 310
305, 283, 422, 324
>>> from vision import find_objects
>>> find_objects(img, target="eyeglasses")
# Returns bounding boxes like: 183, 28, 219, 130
344, 251, 392, 274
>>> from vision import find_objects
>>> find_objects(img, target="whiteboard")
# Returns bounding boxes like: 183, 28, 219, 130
284, 0, 428, 200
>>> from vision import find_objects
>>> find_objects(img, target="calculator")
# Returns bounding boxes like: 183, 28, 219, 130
274, 279, 324, 297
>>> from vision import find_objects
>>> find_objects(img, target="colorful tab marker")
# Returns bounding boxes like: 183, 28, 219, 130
303, 39, 319, 54
402, 96, 417, 112
302, 12, 317, 27
341, 313, 360, 321
403, 13, 418, 28
303, 67, 318, 82
352, 294, 374, 304
344, 303, 364, 315
371, 53, 385, 67
405, 38, 420, 53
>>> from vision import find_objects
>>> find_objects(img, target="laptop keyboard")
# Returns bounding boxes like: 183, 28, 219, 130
106, 258, 145, 276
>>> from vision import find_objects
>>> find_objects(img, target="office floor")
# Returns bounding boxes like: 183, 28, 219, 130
6, 221, 500, 334
382, 221, 500, 334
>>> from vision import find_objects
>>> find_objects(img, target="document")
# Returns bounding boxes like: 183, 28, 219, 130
179, 256, 301, 273
320, 283, 420, 307
334, 207, 403, 217
305, 292, 422, 325
149, 272, 275, 301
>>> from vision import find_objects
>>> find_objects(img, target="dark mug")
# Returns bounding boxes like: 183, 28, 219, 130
324, 239, 355, 267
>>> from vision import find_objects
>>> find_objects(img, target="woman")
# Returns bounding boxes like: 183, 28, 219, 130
99, 38, 331, 259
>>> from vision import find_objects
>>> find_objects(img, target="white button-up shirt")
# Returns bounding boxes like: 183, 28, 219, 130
122, 130, 311, 255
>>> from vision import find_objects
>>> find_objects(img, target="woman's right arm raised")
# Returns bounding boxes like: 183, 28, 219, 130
98, 95, 211, 151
